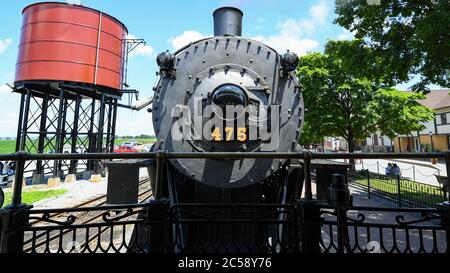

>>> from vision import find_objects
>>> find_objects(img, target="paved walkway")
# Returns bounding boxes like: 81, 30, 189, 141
31, 178, 109, 209
5, 168, 151, 209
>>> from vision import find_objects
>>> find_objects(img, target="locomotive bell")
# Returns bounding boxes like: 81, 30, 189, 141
157, 51, 175, 71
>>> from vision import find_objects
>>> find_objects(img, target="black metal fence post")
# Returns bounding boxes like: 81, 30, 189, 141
300, 200, 321, 253
303, 151, 313, 201
0, 205, 31, 253
147, 199, 170, 253
397, 175, 402, 207
154, 150, 166, 200
329, 174, 352, 253
367, 169, 371, 199
146, 150, 170, 253
299, 151, 322, 253
445, 151, 450, 202
436, 200, 450, 254
443, 207, 450, 254
0, 151, 31, 253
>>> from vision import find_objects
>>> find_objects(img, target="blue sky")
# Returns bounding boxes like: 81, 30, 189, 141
0, 0, 439, 137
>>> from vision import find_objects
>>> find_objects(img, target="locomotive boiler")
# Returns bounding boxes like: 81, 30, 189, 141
150, 7, 304, 205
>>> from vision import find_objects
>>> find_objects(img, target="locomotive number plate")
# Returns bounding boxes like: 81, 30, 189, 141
212, 127, 247, 142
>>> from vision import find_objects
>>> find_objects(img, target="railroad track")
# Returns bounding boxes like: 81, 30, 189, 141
23, 178, 152, 253
28, 178, 151, 226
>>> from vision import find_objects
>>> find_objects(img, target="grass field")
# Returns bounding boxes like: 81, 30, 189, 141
2, 188, 68, 208
0, 137, 157, 155
353, 174, 446, 206
0, 139, 16, 154
115, 137, 157, 145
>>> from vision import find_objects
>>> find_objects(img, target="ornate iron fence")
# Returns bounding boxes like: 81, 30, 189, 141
319, 205, 448, 253
0, 151, 449, 253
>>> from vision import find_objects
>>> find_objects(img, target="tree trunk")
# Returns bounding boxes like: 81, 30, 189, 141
347, 136, 356, 170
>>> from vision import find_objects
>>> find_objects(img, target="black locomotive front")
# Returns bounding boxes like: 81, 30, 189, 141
146, 7, 305, 252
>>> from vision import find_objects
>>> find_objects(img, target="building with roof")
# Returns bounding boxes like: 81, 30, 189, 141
350, 89, 450, 153
393, 89, 450, 152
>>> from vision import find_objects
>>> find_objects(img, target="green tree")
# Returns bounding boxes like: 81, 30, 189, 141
298, 40, 434, 155
335, 0, 450, 91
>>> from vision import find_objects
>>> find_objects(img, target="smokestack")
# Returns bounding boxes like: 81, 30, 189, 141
213, 7, 243, 36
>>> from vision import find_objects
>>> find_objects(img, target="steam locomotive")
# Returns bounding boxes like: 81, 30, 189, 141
133, 7, 305, 252
150, 7, 304, 204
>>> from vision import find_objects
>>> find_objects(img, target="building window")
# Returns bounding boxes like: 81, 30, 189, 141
441, 114, 447, 125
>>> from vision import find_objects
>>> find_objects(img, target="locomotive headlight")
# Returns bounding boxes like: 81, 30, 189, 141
212, 84, 247, 107
211, 84, 248, 122
281, 50, 299, 72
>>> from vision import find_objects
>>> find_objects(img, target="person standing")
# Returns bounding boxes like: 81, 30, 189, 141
392, 164, 402, 177
385, 163, 392, 176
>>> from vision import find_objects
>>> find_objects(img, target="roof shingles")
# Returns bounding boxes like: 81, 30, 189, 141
417, 89, 450, 110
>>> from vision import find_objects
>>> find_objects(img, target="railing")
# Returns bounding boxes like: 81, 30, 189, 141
350, 170, 448, 208
0, 151, 449, 253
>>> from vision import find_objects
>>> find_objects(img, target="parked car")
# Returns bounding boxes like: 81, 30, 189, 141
114, 145, 138, 153
63, 144, 86, 154
1, 161, 15, 185
133, 143, 145, 152
117, 142, 145, 152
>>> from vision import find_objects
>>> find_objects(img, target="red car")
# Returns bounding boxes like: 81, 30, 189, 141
114, 145, 138, 153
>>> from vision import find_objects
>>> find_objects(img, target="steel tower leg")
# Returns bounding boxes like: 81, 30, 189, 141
15, 92, 25, 153
70, 95, 81, 175
33, 94, 49, 184
53, 88, 65, 178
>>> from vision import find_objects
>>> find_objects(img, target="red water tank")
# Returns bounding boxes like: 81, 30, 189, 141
15, 2, 128, 90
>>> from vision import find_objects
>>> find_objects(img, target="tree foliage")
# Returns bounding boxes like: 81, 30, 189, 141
335, 0, 450, 91
298, 39, 434, 151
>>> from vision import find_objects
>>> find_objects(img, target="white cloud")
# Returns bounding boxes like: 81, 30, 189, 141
115, 110, 155, 137
0, 84, 12, 94
0, 111, 19, 137
169, 31, 206, 51
127, 34, 154, 57
0, 38, 12, 55
310, 0, 329, 25
337, 29, 356, 40
251, 1, 331, 56
253, 32, 319, 56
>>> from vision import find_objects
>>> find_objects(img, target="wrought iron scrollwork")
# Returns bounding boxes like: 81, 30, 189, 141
101, 208, 144, 223
395, 212, 441, 226
28, 212, 76, 226
346, 213, 366, 224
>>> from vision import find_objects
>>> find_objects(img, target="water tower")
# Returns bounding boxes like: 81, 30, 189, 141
13, 2, 144, 183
